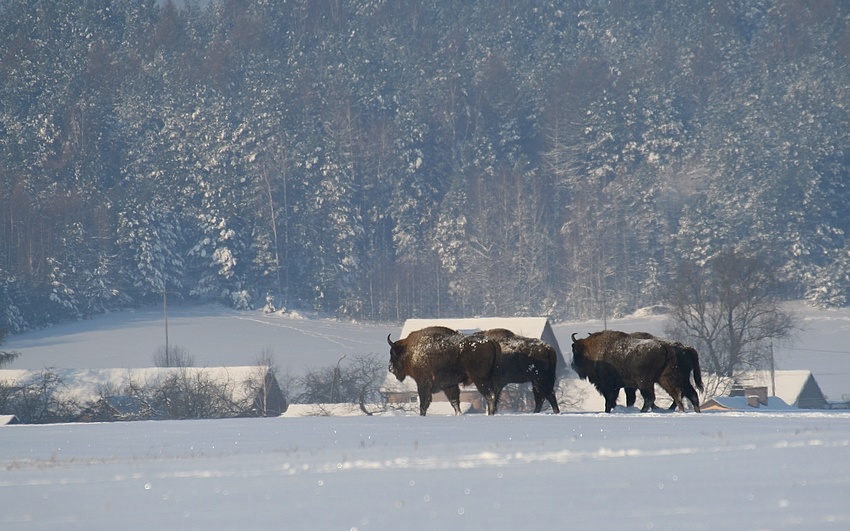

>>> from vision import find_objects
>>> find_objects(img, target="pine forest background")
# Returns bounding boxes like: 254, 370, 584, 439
2, 0, 850, 331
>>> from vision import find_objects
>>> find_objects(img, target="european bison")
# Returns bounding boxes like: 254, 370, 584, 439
474, 329, 560, 413
570, 330, 701, 413
623, 333, 704, 412
387, 326, 500, 416
659, 340, 703, 412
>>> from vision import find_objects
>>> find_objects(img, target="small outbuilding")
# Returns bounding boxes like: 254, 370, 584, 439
698, 370, 828, 411
733, 370, 828, 409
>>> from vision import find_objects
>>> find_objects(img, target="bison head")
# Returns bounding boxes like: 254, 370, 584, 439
387, 334, 407, 381
570, 333, 590, 379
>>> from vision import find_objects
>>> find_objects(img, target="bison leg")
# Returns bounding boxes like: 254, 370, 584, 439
417, 385, 433, 416
472, 382, 498, 415
531, 387, 545, 413
492, 384, 505, 412
625, 387, 638, 408
638, 388, 664, 411
681, 382, 701, 413
638, 386, 657, 413
530, 378, 560, 414
603, 390, 619, 413
546, 392, 560, 414
488, 394, 498, 415
530, 387, 560, 414
658, 380, 686, 412
443, 385, 463, 415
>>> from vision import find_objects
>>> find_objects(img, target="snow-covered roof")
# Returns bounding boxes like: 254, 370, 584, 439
400, 316, 565, 369
400, 317, 558, 350
701, 396, 794, 411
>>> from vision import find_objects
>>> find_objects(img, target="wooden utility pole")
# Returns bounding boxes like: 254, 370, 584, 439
769, 341, 775, 397
163, 288, 170, 368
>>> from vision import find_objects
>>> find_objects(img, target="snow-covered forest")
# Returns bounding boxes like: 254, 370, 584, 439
1, 1, 849, 330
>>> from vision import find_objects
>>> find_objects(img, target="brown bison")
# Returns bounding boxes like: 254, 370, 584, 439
570, 330, 701, 413
473, 329, 560, 413
623, 333, 704, 412
387, 326, 500, 416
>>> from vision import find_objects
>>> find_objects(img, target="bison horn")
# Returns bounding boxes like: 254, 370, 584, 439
571, 332, 578, 343
387, 334, 394, 346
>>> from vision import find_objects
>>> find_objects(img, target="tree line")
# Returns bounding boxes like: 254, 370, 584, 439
2, 1, 849, 332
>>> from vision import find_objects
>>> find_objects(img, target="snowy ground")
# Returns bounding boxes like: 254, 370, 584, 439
3, 303, 850, 529
2, 412, 849, 529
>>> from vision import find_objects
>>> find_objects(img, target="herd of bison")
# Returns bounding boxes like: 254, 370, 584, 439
387, 327, 704, 416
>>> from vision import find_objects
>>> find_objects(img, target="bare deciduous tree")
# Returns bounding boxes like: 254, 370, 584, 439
665, 248, 797, 394
296, 353, 386, 414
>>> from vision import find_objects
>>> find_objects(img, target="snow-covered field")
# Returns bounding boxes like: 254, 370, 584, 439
2, 412, 849, 529
3, 303, 850, 528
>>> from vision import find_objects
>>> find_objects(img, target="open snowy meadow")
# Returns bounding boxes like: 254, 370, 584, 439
2, 411, 850, 529
3, 303, 850, 529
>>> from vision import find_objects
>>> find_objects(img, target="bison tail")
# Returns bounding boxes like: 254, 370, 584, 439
690, 348, 704, 391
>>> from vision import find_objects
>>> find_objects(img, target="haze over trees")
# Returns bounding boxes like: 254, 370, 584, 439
1, 1, 849, 331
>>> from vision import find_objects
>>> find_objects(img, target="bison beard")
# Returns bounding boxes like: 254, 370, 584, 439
571, 330, 702, 413
474, 329, 560, 413
387, 326, 499, 416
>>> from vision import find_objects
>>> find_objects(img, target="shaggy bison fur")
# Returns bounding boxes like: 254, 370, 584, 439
387, 326, 500, 416
571, 330, 702, 413
474, 329, 560, 413
622, 333, 704, 412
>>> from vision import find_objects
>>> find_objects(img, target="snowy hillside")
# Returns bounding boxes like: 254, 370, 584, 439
5, 301, 850, 402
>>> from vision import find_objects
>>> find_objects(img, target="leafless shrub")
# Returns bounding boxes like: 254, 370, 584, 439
3, 369, 79, 423
153, 345, 195, 367
150, 369, 241, 419
295, 354, 387, 414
